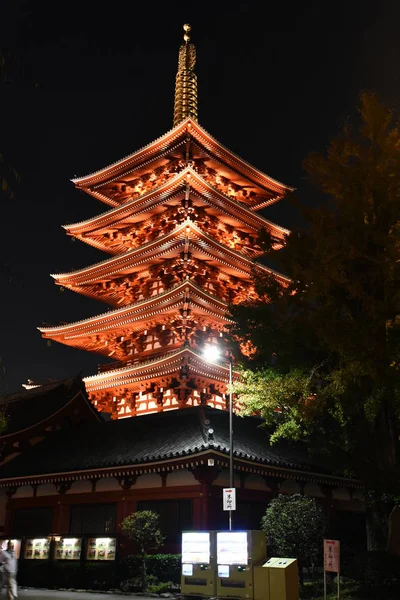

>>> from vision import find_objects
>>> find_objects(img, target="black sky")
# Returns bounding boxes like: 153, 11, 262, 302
0, 0, 398, 393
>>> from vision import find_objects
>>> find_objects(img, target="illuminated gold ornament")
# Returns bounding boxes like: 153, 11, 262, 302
173, 23, 198, 127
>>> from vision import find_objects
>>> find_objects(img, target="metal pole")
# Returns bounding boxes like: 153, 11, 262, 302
229, 355, 233, 531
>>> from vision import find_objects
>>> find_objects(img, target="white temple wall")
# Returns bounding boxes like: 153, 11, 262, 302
134, 474, 161, 489
244, 474, 270, 491
332, 487, 351, 501
304, 483, 325, 498
279, 479, 301, 494
166, 470, 197, 486
95, 477, 120, 492
66, 480, 92, 494
36, 484, 57, 497
214, 469, 240, 487
13, 486, 33, 498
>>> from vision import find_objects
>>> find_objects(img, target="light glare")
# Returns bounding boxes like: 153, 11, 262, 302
203, 345, 221, 363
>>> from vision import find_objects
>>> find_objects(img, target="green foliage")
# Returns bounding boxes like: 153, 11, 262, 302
120, 510, 165, 552
120, 510, 165, 591
233, 368, 316, 444
146, 580, 176, 593
230, 91, 400, 549
261, 494, 326, 568
120, 574, 159, 593
119, 553, 181, 584
0, 408, 7, 436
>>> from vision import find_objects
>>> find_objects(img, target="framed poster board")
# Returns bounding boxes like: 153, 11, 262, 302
86, 537, 116, 561
24, 538, 50, 560
54, 537, 82, 560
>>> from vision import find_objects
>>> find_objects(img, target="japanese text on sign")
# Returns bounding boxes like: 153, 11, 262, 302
223, 488, 236, 511
323, 539, 340, 573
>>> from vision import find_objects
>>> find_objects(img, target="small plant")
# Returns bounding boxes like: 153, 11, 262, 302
146, 580, 175, 594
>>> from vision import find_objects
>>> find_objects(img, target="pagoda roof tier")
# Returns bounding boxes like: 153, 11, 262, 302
83, 346, 237, 394
52, 219, 290, 295
64, 167, 290, 256
71, 118, 293, 209
38, 280, 231, 358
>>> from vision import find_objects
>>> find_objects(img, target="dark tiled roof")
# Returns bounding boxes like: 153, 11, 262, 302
0, 406, 331, 480
0, 375, 98, 436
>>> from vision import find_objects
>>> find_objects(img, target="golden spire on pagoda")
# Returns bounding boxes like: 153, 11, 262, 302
173, 23, 198, 127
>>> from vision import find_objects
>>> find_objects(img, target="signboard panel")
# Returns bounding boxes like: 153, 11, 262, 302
86, 537, 116, 561
324, 539, 340, 573
217, 531, 248, 565
223, 488, 236, 511
24, 538, 50, 560
54, 537, 82, 560
182, 531, 211, 564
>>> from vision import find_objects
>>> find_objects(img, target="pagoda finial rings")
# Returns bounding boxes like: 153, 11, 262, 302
183, 23, 191, 42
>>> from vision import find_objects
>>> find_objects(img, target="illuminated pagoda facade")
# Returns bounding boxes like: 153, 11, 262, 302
39, 25, 292, 419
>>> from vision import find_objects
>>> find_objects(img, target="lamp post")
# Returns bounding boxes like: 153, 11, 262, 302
228, 352, 233, 531
203, 345, 234, 530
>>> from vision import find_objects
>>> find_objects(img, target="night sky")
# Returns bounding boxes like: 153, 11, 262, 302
0, 1, 398, 393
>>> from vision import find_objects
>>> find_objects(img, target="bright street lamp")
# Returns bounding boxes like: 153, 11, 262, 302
202, 345, 234, 531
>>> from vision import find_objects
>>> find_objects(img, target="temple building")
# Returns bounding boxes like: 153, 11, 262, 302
0, 27, 367, 585
38, 24, 292, 419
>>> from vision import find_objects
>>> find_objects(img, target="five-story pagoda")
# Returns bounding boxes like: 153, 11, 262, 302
39, 25, 292, 419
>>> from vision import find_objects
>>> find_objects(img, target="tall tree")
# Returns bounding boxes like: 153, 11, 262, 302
229, 91, 400, 551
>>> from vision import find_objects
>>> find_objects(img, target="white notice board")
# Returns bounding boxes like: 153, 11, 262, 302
223, 488, 236, 511
323, 539, 340, 573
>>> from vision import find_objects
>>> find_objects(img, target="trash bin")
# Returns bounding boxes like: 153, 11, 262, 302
264, 557, 299, 600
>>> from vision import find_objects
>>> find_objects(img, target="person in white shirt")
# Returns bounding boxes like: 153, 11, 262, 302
0, 542, 18, 599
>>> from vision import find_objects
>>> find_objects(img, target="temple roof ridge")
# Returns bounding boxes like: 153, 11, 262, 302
64, 166, 290, 238
71, 119, 294, 195
38, 279, 230, 335
51, 220, 191, 279
51, 218, 291, 285
71, 118, 191, 184
83, 345, 232, 383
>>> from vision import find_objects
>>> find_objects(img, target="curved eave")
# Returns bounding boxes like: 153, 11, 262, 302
83, 347, 238, 391
0, 448, 362, 489
51, 219, 290, 288
39, 281, 231, 341
189, 121, 294, 195
64, 167, 290, 239
71, 119, 191, 187
71, 118, 294, 196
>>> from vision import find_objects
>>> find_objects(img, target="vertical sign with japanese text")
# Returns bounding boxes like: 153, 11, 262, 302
323, 539, 340, 573
223, 488, 236, 511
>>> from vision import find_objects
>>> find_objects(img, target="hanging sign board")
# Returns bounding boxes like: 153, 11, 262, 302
323, 539, 340, 573
223, 488, 236, 511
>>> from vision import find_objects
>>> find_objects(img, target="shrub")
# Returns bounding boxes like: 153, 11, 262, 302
119, 553, 181, 585
261, 494, 327, 573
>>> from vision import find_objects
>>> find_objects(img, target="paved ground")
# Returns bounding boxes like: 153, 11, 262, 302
16, 590, 154, 599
